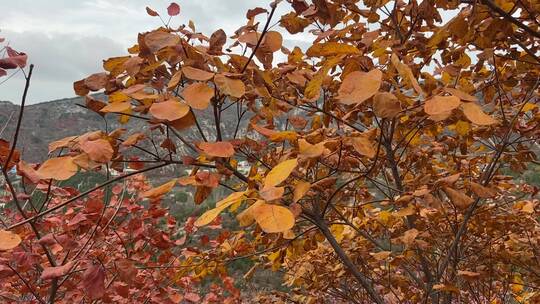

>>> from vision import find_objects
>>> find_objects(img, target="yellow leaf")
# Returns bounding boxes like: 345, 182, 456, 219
0, 230, 22, 251
391, 54, 424, 95
522, 102, 537, 112
306, 42, 360, 57
298, 139, 324, 158
293, 181, 310, 203
455, 120, 470, 136
195, 191, 246, 227
461, 102, 498, 125
337, 69, 382, 105
264, 158, 298, 188
304, 73, 324, 101
252, 202, 295, 233
237, 200, 264, 227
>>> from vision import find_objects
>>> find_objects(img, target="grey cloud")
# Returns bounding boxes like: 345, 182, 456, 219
1, 31, 124, 104
1, 0, 310, 104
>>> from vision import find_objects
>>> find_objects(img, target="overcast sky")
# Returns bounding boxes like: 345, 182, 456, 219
1, 0, 307, 104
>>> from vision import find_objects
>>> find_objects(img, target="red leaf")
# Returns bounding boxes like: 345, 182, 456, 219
0, 58, 18, 69
146, 6, 159, 16
5, 47, 27, 68
167, 3, 180, 16
0, 68, 6, 77
82, 264, 106, 299
41, 262, 75, 280
184, 292, 201, 303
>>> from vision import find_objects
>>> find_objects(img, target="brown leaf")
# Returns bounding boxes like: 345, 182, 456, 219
444, 87, 478, 102
470, 182, 497, 198
144, 30, 180, 53
402, 228, 418, 247
0, 139, 19, 170
116, 259, 138, 284
84, 73, 108, 91
373, 92, 401, 118
352, 136, 376, 158
208, 29, 226, 54
442, 187, 474, 209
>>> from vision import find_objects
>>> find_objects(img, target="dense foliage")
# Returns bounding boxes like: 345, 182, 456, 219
1, 0, 540, 303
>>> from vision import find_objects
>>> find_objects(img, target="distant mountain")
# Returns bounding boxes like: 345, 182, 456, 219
0, 95, 247, 163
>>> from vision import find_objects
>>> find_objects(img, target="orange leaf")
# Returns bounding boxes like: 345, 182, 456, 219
461, 102, 497, 125
214, 74, 245, 98
100, 101, 131, 113
352, 136, 376, 158
442, 187, 474, 209
0, 230, 21, 251
37, 156, 78, 181
149, 99, 190, 121
142, 179, 177, 199
197, 141, 235, 158
424, 95, 461, 116
182, 66, 214, 81
251, 203, 295, 233
80, 139, 114, 163
337, 69, 382, 105
183, 82, 214, 110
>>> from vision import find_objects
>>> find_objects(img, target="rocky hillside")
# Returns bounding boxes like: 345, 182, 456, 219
0, 95, 247, 163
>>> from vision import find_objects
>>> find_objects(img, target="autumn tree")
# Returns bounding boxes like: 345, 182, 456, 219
2, 0, 540, 303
